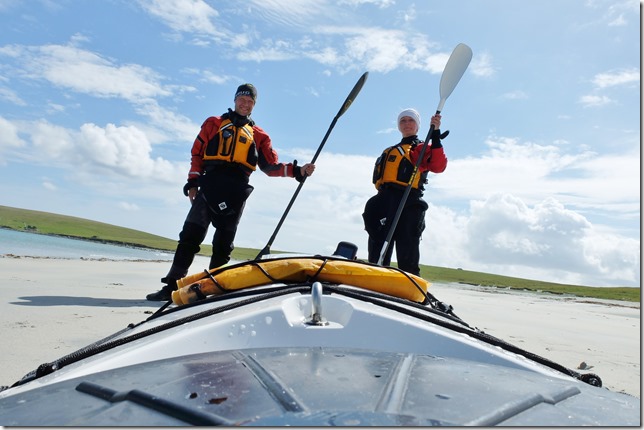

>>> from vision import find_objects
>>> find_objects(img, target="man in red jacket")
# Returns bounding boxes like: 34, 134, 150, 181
362, 108, 447, 275
147, 83, 315, 301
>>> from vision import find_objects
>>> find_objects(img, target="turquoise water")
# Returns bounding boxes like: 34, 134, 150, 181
0, 228, 175, 261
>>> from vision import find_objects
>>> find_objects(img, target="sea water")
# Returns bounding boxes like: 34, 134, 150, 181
0, 228, 175, 261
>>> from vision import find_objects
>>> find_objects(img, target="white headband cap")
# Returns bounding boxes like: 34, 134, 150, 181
397, 108, 420, 130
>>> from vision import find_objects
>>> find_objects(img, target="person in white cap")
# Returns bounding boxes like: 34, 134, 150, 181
362, 108, 448, 275
146, 83, 316, 301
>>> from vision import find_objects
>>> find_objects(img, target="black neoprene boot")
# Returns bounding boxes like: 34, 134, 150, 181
145, 277, 178, 301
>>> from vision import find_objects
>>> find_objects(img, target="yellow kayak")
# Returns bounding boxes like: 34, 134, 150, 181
172, 257, 430, 305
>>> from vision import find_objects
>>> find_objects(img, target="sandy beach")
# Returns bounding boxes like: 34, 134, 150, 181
0, 256, 639, 399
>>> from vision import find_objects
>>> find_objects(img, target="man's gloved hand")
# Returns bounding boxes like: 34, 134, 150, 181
293, 160, 303, 182
293, 160, 316, 183
183, 179, 198, 196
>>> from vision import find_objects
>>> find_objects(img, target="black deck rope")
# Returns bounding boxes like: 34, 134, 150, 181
203, 270, 225, 294
251, 260, 282, 283
309, 257, 329, 281
189, 284, 208, 300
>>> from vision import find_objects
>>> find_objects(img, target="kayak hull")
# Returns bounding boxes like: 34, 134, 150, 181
0, 255, 639, 426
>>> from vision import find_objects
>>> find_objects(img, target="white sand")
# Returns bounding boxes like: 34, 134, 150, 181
0, 256, 639, 398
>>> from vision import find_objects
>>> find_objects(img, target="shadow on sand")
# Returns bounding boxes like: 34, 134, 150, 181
12, 296, 159, 308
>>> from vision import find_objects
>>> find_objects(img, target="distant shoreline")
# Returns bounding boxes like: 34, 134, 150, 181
0, 253, 171, 263
2, 226, 639, 303
0, 226, 172, 253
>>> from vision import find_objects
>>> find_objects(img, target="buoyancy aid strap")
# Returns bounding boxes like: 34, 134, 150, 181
309, 258, 329, 282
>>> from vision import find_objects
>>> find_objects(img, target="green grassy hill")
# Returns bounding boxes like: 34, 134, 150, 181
1, 205, 639, 303
0, 206, 284, 261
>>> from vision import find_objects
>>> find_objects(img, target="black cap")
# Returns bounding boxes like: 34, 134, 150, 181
235, 83, 257, 102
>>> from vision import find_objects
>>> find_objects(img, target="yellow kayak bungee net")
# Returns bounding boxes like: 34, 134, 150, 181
172, 257, 430, 305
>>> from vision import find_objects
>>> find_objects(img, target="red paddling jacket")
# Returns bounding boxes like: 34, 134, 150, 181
187, 110, 303, 184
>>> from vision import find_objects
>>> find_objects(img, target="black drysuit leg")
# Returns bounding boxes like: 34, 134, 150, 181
364, 194, 393, 266
164, 195, 211, 281
393, 203, 426, 275
208, 199, 247, 269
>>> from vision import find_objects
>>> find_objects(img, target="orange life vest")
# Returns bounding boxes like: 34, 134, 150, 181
203, 118, 257, 171
372, 142, 427, 190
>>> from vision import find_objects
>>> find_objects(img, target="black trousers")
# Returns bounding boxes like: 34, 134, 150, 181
363, 190, 427, 276
165, 169, 253, 281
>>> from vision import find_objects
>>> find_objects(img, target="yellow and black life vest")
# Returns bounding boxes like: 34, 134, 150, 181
203, 118, 257, 171
372, 141, 427, 190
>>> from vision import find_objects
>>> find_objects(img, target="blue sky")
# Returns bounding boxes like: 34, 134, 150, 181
0, 0, 639, 288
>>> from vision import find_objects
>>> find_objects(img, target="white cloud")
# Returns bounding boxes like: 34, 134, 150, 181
605, 0, 639, 26
2, 43, 174, 101
421, 193, 639, 287
118, 201, 141, 211
592, 68, 639, 88
237, 40, 299, 62
578, 94, 613, 107
0, 86, 26, 106
607, 13, 626, 26
466, 194, 590, 265
470, 51, 495, 78
581, 229, 640, 281
4, 117, 185, 186
436, 135, 639, 218
138, 1, 460, 75
304, 26, 444, 74
27, 120, 75, 162
45, 102, 65, 114
0, 42, 200, 144
137, 0, 224, 38
132, 99, 198, 142
501, 90, 528, 100
77, 123, 159, 176
42, 180, 57, 191
0, 116, 24, 153
189, 69, 234, 85
245, 0, 332, 29
338, 0, 396, 7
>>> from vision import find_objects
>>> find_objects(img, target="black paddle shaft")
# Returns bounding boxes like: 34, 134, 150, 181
255, 72, 369, 260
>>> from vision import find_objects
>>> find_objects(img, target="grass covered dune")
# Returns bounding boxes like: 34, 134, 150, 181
0, 205, 639, 303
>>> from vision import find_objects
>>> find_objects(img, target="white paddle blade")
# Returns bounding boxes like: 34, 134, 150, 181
437, 43, 473, 111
